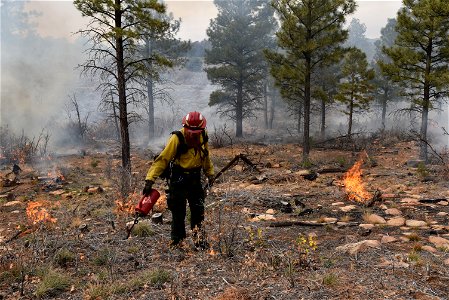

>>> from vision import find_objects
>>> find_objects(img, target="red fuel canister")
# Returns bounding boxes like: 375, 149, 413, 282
135, 189, 160, 216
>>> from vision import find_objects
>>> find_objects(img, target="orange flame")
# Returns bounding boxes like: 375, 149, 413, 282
26, 201, 57, 224
47, 168, 65, 181
115, 193, 137, 215
343, 158, 371, 202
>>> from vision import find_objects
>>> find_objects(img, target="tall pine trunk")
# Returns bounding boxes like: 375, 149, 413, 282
381, 94, 387, 131
236, 80, 243, 137
145, 37, 155, 140
420, 43, 432, 162
303, 56, 311, 162
115, 0, 131, 189
269, 90, 275, 129
263, 80, 268, 129
348, 99, 354, 137
320, 98, 326, 139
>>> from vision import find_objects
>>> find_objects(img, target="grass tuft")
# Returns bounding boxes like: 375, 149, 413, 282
36, 269, 70, 298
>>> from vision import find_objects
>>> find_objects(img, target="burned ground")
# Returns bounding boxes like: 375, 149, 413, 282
1, 140, 449, 299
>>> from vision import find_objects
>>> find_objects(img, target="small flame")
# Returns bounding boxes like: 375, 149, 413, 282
26, 201, 57, 224
115, 193, 138, 215
47, 168, 65, 181
343, 158, 371, 202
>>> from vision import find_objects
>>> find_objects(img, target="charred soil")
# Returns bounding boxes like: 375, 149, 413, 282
1, 140, 449, 299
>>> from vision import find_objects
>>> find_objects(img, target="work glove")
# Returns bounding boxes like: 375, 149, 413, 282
142, 180, 154, 197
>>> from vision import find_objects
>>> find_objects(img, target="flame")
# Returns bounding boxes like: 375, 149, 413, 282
26, 201, 57, 224
115, 193, 137, 215
47, 168, 65, 181
343, 158, 371, 202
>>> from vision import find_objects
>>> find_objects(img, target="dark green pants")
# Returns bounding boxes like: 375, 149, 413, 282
168, 168, 205, 245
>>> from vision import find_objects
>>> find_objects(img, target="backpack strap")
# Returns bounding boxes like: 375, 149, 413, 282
171, 131, 188, 159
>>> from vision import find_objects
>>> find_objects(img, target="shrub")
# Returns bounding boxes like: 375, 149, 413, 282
132, 222, 154, 237
36, 269, 70, 298
54, 248, 75, 268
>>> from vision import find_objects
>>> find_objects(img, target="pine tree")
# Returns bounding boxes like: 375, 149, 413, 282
335, 48, 375, 136
372, 18, 400, 131
74, 0, 173, 170
266, 0, 355, 162
381, 0, 449, 162
205, 0, 277, 137
74, 0, 174, 195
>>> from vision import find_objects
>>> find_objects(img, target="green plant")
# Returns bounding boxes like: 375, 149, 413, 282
322, 272, 338, 286
132, 222, 154, 237
335, 156, 346, 167
85, 283, 111, 299
36, 269, 70, 298
407, 233, 421, 242
54, 248, 75, 268
300, 159, 313, 169
91, 160, 99, 168
408, 251, 421, 263
416, 162, 429, 178
93, 249, 112, 266
246, 227, 265, 248
148, 269, 171, 289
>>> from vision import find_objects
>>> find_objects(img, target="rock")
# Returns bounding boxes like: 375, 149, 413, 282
437, 201, 448, 206
49, 189, 65, 196
437, 212, 448, 216
251, 214, 276, 221
365, 214, 386, 224
406, 220, 428, 227
87, 186, 103, 194
359, 224, 374, 230
387, 217, 406, 227
377, 259, 410, 269
381, 235, 397, 243
321, 217, 337, 223
428, 236, 449, 248
421, 245, 437, 253
1, 200, 22, 212
340, 205, 356, 212
401, 198, 420, 205
444, 258, 449, 266
385, 208, 402, 215
331, 202, 345, 206
336, 240, 381, 255
265, 209, 275, 215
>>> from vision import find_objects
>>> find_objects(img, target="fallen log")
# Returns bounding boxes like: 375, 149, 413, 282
419, 198, 446, 203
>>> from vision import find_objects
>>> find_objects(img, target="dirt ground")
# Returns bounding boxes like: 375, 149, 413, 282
1, 139, 449, 299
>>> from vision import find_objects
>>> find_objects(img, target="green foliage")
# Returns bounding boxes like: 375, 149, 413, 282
266, 0, 356, 160
132, 221, 154, 237
90, 160, 99, 168
416, 162, 429, 178
335, 48, 375, 135
205, 0, 277, 137
148, 269, 172, 289
322, 272, 339, 286
54, 248, 76, 268
92, 248, 113, 266
36, 269, 70, 298
380, 0, 449, 160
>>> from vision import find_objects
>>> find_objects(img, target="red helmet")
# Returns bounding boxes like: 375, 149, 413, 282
182, 111, 207, 133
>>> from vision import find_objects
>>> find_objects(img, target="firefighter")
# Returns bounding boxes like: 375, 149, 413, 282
143, 111, 214, 249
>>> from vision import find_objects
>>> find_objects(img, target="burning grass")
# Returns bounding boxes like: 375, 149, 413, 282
343, 155, 372, 203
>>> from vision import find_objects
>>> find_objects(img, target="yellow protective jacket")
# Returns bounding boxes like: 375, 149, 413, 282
145, 128, 214, 181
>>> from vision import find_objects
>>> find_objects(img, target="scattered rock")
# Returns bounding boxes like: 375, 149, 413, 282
380, 235, 397, 243
421, 245, 437, 253
365, 214, 386, 224
1, 200, 22, 212
401, 198, 420, 205
385, 208, 402, 215
336, 240, 381, 255
49, 189, 65, 196
444, 258, 449, 266
340, 205, 356, 212
387, 217, 406, 227
87, 186, 103, 194
428, 236, 449, 248
251, 214, 276, 221
437, 201, 448, 206
405, 220, 428, 227
265, 209, 275, 215
437, 212, 448, 216
321, 217, 337, 223
359, 224, 374, 230
331, 202, 345, 206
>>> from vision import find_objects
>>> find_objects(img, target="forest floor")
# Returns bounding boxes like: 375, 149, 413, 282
1, 137, 449, 300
